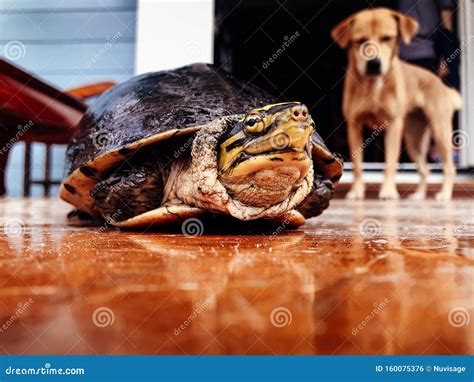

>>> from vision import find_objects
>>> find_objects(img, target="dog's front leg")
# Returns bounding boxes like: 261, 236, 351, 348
379, 118, 403, 200
347, 121, 365, 199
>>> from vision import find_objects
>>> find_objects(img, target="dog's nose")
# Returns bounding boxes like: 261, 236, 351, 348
291, 104, 309, 122
366, 58, 381, 75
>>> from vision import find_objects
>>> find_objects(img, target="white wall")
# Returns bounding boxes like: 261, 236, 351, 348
459, 0, 474, 168
135, 0, 213, 74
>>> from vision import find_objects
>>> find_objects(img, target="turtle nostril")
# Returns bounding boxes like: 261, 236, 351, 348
292, 105, 309, 121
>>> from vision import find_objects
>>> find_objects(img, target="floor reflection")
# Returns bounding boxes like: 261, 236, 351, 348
0, 199, 472, 354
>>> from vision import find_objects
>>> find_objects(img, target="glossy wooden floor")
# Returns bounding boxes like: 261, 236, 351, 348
0, 198, 472, 355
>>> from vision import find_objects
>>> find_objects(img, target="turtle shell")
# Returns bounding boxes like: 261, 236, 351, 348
60, 63, 343, 215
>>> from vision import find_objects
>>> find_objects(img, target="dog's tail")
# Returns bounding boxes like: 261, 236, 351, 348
448, 87, 463, 110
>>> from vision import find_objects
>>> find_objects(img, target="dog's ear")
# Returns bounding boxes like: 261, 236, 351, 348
331, 14, 356, 48
391, 11, 419, 44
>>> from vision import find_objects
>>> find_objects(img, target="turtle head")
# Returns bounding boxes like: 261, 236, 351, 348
217, 102, 314, 208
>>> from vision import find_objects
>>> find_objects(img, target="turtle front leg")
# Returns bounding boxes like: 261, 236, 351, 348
90, 156, 165, 222
296, 174, 334, 219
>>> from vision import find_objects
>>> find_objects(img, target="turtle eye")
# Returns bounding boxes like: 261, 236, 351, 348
244, 117, 265, 133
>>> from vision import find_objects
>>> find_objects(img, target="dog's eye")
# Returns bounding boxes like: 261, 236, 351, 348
356, 38, 368, 45
381, 36, 393, 42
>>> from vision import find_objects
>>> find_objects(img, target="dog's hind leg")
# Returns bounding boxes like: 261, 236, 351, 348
404, 114, 431, 200
431, 116, 456, 201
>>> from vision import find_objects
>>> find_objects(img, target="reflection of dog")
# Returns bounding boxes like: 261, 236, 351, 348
331, 8, 462, 200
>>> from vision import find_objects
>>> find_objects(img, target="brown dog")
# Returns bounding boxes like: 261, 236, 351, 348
331, 8, 462, 200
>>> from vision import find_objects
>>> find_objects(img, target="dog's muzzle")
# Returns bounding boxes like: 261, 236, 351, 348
366, 58, 381, 75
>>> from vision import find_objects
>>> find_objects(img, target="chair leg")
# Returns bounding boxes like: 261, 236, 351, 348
0, 129, 16, 196
44, 144, 51, 197
0, 147, 9, 196
23, 142, 31, 197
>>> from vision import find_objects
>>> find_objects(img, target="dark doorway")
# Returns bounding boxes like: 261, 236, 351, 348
214, 0, 397, 162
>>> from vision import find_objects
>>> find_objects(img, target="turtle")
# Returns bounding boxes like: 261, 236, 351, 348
59, 63, 343, 229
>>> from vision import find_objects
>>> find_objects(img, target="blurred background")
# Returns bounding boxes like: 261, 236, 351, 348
0, 0, 472, 196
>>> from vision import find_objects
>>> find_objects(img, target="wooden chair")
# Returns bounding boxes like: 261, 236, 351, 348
21, 82, 115, 196
0, 58, 115, 196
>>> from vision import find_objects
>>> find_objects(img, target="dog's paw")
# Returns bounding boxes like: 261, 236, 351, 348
408, 191, 426, 201
435, 191, 452, 202
346, 186, 365, 200
379, 186, 399, 200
